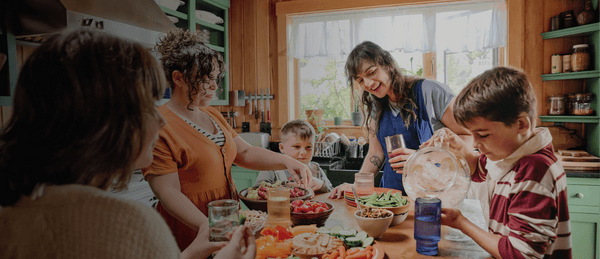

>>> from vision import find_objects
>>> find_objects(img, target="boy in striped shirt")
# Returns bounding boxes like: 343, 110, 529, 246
436, 67, 571, 258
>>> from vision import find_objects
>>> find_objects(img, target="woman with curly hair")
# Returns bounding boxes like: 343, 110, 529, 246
0, 28, 256, 259
329, 41, 472, 198
143, 28, 311, 251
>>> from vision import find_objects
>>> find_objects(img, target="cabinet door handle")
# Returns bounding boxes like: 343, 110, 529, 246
576, 193, 584, 198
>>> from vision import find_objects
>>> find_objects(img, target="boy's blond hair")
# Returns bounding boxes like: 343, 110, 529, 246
453, 66, 537, 127
281, 120, 316, 142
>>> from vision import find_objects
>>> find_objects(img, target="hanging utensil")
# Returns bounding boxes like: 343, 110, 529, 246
266, 88, 271, 123
254, 89, 258, 120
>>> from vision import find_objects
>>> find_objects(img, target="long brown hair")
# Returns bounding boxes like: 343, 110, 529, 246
0, 28, 166, 206
155, 28, 225, 110
345, 41, 418, 137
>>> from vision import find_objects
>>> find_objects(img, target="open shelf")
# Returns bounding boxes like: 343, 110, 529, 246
206, 43, 224, 52
194, 19, 225, 31
539, 115, 600, 123
541, 70, 600, 81
541, 22, 600, 39
160, 6, 188, 20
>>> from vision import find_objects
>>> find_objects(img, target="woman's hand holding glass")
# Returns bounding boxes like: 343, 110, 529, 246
389, 147, 416, 174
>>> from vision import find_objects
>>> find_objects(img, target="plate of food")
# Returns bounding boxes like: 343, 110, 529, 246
239, 180, 311, 212
255, 224, 384, 259
239, 209, 267, 235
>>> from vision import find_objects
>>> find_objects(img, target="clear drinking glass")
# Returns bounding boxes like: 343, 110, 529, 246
266, 187, 291, 228
385, 134, 406, 159
208, 199, 239, 242
414, 197, 441, 256
354, 172, 374, 197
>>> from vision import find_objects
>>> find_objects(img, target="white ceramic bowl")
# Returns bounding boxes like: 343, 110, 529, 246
390, 211, 409, 226
354, 209, 393, 239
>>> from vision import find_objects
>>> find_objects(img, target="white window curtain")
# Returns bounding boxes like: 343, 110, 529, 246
287, 0, 507, 59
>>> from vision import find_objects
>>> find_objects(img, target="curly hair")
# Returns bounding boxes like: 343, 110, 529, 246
345, 41, 419, 137
453, 66, 537, 127
155, 28, 225, 110
0, 28, 166, 206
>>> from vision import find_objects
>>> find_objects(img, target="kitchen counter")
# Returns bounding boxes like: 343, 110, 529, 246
313, 194, 492, 258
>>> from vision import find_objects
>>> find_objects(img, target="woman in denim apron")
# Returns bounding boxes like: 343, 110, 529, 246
329, 41, 471, 198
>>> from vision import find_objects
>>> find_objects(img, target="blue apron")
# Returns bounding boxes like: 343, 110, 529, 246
376, 80, 434, 194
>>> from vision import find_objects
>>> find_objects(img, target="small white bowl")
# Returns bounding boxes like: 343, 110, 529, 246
354, 209, 393, 239
390, 211, 409, 226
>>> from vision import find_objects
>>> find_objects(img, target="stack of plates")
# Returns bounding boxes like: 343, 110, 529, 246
344, 190, 357, 207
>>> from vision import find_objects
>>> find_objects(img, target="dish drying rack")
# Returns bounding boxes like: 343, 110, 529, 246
314, 139, 341, 158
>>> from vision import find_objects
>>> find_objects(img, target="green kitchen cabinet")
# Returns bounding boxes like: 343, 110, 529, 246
231, 166, 259, 210
567, 176, 600, 258
158, 0, 230, 105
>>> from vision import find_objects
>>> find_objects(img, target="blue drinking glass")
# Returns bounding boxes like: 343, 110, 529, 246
414, 197, 441, 255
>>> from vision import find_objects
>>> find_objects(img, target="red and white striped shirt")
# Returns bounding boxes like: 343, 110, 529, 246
472, 128, 572, 259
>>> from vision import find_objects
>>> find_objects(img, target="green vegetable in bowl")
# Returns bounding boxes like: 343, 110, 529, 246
359, 190, 408, 207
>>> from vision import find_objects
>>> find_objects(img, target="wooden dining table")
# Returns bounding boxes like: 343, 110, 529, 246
313, 193, 492, 259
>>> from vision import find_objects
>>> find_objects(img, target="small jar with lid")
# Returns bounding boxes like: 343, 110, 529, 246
572, 93, 594, 115
565, 94, 575, 114
547, 95, 566, 115
571, 44, 591, 72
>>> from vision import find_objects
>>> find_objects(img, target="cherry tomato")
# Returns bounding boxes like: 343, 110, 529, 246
315, 207, 327, 213
306, 210, 315, 214
293, 207, 302, 213
298, 204, 311, 213
317, 202, 329, 209
291, 200, 304, 208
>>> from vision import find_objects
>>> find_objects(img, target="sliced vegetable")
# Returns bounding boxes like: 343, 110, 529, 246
362, 237, 374, 247
329, 225, 343, 236
355, 231, 368, 241
338, 229, 357, 238
344, 236, 363, 247
316, 227, 330, 234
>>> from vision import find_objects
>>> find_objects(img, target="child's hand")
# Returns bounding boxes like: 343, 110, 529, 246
328, 183, 353, 199
214, 226, 256, 259
421, 128, 467, 155
388, 147, 415, 174
441, 208, 465, 230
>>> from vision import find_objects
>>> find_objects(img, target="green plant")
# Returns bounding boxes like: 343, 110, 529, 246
308, 112, 328, 133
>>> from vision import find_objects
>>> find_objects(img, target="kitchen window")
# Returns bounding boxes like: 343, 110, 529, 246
289, 0, 507, 122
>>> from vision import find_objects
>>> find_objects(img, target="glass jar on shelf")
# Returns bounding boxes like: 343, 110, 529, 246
572, 93, 594, 115
547, 95, 566, 115
571, 44, 590, 72
565, 94, 575, 114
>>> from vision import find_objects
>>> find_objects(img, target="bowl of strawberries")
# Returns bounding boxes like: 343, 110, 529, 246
239, 181, 311, 212
290, 200, 334, 227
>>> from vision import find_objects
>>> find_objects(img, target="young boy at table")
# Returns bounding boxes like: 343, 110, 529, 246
254, 120, 333, 193
434, 67, 572, 259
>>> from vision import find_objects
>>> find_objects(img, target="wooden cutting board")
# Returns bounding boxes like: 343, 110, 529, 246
556, 151, 600, 171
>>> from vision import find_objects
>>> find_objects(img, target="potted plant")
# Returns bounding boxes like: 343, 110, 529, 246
305, 109, 324, 132
351, 89, 363, 126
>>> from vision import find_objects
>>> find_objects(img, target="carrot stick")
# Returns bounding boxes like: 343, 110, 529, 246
338, 246, 347, 258
367, 249, 372, 258
330, 251, 339, 259
346, 250, 368, 259
347, 247, 361, 255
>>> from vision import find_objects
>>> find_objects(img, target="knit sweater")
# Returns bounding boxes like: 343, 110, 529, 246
472, 128, 572, 259
0, 184, 180, 259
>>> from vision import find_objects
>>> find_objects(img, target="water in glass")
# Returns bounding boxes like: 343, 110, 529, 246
414, 197, 441, 256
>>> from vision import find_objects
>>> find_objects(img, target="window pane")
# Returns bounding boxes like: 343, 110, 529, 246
299, 56, 352, 120
436, 49, 496, 94
390, 51, 424, 77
